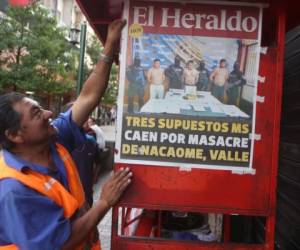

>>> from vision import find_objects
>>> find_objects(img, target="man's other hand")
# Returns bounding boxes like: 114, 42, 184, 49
100, 167, 132, 207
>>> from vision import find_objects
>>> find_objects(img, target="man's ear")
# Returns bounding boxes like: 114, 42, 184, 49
4, 130, 24, 144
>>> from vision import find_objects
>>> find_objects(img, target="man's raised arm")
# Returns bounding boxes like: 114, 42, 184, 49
71, 19, 126, 127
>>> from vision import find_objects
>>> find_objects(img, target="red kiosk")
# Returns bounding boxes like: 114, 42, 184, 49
75, 0, 299, 249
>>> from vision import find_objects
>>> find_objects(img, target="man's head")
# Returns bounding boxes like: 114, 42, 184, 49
82, 117, 97, 139
199, 60, 205, 70
187, 60, 194, 70
133, 57, 141, 67
174, 55, 180, 66
153, 59, 161, 69
0, 92, 56, 150
233, 61, 240, 71
220, 59, 227, 68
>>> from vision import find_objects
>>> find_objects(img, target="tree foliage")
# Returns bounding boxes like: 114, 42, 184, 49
85, 34, 119, 106
0, 3, 77, 94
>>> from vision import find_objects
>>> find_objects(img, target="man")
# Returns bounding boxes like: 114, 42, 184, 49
209, 59, 229, 103
71, 117, 103, 207
86, 117, 106, 150
110, 105, 117, 124
197, 60, 210, 91
147, 59, 165, 99
164, 55, 184, 89
85, 116, 110, 184
182, 60, 199, 87
126, 56, 146, 112
0, 19, 131, 250
227, 61, 246, 106
61, 103, 105, 201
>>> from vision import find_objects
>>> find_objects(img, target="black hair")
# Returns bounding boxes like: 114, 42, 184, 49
153, 59, 160, 63
220, 58, 226, 63
0, 92, 25, 150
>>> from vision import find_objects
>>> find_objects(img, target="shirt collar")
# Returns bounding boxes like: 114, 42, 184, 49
2, 146, 57, 175
2, 149, 30, 172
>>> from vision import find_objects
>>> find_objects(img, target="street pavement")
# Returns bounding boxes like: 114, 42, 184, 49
100, 125, 117, 142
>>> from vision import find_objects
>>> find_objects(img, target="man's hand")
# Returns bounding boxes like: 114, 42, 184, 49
62, 167, 132, 250
100, 167, 132, 207
105, 19, 127, 52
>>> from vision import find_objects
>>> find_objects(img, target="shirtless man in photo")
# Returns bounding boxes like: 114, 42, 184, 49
209, 59, 229, 103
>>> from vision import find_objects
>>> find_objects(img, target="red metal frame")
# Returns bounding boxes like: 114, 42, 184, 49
70, 0, 300, 248
109, 1, 286, 249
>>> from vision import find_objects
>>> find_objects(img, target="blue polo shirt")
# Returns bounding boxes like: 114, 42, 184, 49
0, 109, 86, 250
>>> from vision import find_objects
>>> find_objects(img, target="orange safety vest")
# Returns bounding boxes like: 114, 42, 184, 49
0, 143, 101, 250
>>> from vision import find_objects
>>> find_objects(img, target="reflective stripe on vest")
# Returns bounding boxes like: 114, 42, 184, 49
0, 143, 86, 249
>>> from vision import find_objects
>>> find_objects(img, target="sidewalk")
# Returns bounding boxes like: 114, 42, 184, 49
100, 125, 117, 142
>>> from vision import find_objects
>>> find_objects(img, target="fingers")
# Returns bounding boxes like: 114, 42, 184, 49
107, 167, 132, 189
114, 167, 131, 182
111, 172, 131, 204
114, 168, 132, 192
115, 170, 131, 188
101, 168, 132, 206
108, 167, 125, 180
118, 176, 131, 192
119, 19, 127, 29
109, 19, 126, 30
107, 19, 127, 40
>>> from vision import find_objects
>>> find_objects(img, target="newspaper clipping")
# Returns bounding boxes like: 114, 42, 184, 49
115, 0, 263, 170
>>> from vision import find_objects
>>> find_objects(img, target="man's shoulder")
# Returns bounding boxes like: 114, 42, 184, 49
0, 178, 37, 200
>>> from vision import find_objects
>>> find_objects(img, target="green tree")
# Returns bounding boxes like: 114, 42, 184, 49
85, 34, 119, 106
0, 3, 77, 95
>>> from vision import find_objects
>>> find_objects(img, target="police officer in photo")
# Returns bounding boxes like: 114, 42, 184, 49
126, 56, 147, 113
165, 55, 184, 89
197, 60, 210, 91
227, 61, 246, 106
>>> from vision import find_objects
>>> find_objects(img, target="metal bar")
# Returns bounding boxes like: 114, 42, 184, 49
265, 2, 286, 250
117, 203, 271, 216
111, 206, 119, 250
76, 22, 87, 96
121, 207, 126, 236
124, 207, 132, 227
157, 210, 162, 238
223, 215, 231, 242
124, 213, 143, 228
115, 237, 266, 250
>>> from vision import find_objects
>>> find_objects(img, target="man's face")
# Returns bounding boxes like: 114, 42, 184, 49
134, 58, 141, 67
234, 63, 240, 71
83, 117, 94, 132
12, 97, 56, 146
153, 61, 160, 69
87, 118, 95, 127
220, 61, 226, 68
187, 62, 193, 70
